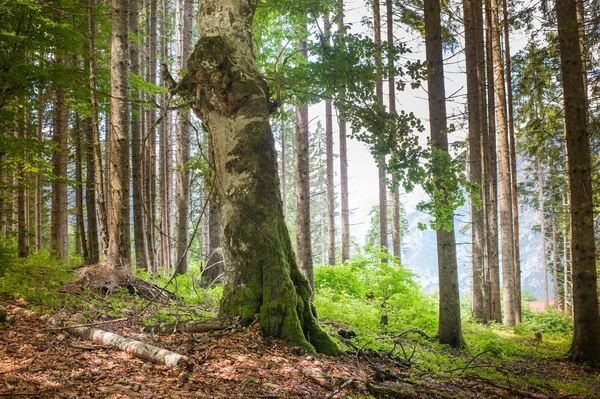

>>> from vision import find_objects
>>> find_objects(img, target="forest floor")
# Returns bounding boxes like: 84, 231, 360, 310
1, 290, 599, 399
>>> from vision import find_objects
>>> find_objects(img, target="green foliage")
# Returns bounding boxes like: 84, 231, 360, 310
314, 248, 437, 337
0, 250, 74, 306
521, 307, 573, 335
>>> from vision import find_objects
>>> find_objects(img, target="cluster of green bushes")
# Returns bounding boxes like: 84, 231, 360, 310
314, 247, 438, 340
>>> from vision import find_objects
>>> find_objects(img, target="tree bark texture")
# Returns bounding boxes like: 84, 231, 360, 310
387, 0, 401, 262
373, 0, 388, 257
490, 0, 516, 326
556, 0, 600, 364
88, 0, 109, 259
502, 0, 522, 324
538, 154, 548, 307
337, 0, 351, 263
74, 115, 88, 260
17, 105, 29, 258
484, 0, 501, 323
175, 0, 193, 275
35, 89, 44, 252
424, 0, 464, 348
182, 0, 339, 354
51, 84, 69, 260
294, 28, 314, 295
107, 0, 132, 278
463, 0, 486, 320
130, 0, 150, 273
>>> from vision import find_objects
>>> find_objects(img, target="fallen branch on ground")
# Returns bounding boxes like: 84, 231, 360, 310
0, 301, 36, 318
65, 325, 192, 369
143, 318, 229, 334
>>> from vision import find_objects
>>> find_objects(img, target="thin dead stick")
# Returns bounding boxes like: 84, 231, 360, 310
325, 378, 354, 399
46, 317, 128, 331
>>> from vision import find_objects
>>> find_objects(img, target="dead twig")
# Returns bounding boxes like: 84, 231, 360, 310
339, 337, 408, 382
468, 373, 550, 399
325, 378, 354, 399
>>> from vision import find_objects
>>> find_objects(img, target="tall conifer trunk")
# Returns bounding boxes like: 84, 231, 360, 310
51, 84, 69, 260
324, 15, 336, 267
295, 26, 314, 294
107, 0, 132, 278
556, 0, 600, 364
463, 0, 485, 320
337, 0, 351, 263
424, 0, 464, 348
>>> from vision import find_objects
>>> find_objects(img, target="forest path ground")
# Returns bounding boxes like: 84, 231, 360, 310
1, 296, 599, 398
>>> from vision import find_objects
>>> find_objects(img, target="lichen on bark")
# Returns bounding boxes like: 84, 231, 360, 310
178, 0, 339, 355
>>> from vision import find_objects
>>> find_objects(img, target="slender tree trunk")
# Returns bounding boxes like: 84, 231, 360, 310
17, 105, 29, 258
337, 0, 350, 263
175, 0, 194, 275
373, 0, 388, 258
502, 0, 521, 324
463, 0, 486, 320
74, 114, 89, 260
35, 89, 44, 252
556, 0, 600, 364
88, 0, 109, 258
323, 15, 336, 266
424, 0, 464, 348
130, 0, 150, 272
281, 124, 287, 221
145, 0, 158, 274
295, 26, 314, 295
107, 0, 132, 278
51, 84, 69, 260
484, 0, 501, 323
538, 154, 548, 307
562, 193, 570, 314
182, 0, 339, 355
387, 0, 401, 262
552, 208, 560, 311
490, 0, 516, 326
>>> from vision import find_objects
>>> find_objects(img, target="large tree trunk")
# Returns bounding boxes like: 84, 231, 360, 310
337, 0, 350, 263
463, 0, 486, 321
552, 207, 560, 311
181, 0, 339, 355
107, 0, 132, 279
130, 0, 150, 272
502, 0, 521, 324
174, 0, 194, 275
51, 84, 69, 260
556, 0, 600, 364
205, 138, 223, 283
294, 27, 314, 295
424, 0, 464, 348
490, 0, 516, 326
484, 0, 501, 323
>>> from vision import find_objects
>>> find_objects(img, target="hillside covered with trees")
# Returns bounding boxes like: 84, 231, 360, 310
1, 0, 600, 397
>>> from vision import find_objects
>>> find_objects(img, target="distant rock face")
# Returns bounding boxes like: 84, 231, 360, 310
402, 203, 546, 301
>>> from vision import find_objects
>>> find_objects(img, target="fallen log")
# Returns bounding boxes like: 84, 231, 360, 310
143, 318, 228, 334
0, 300, 191, 369
65, 325, 192, 369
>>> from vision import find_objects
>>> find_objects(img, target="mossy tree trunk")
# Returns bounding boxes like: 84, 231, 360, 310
181, 0, 339, 355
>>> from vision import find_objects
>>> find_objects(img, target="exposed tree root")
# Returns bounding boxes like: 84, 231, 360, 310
143, 318, 229, 334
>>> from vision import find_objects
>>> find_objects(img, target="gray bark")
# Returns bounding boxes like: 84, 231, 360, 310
424, 0, 464, 348
51, 84, 69, 260
107, 0, 132, 278
325, 15, 335, 266
130, 0, 150, 272
463, 0, 486, 320
556, 0, 600, 364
